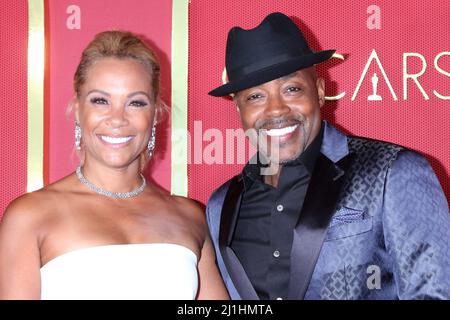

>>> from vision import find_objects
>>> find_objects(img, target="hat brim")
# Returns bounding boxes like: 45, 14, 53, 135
208, 49, 335, 97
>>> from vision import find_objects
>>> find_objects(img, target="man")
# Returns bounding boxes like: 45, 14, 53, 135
206, 12, 450, 300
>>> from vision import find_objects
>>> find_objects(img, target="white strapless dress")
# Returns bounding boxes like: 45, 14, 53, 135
40, 243, 198, 300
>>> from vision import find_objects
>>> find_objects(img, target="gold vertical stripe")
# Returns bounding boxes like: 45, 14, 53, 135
171, 0, 189, 196
27, 0, 45, 192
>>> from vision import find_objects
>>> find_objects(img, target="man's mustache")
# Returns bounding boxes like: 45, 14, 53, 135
255, 115, 305, 131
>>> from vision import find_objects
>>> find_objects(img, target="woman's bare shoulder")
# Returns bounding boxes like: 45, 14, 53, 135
145, 184, 204, 215
146, 184, 205, 219
1, 174, 77, 229
170, 195, 203, 213
1, 191, 47, 240
171, 195, 206, 221
3, 191, 51, 227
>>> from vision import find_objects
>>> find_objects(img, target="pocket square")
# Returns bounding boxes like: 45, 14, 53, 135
326, 207, 373, 241
329, 207, 364, 227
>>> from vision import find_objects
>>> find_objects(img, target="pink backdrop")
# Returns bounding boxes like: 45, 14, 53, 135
188, 0, 450, 205
0, 1, 28, 216
1, 0, 449, 217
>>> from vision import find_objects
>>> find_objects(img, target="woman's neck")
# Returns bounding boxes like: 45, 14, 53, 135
80, 160, 144, 194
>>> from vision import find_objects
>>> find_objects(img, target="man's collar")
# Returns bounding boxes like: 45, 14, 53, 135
284, 122, 323, 173
320, 120, 349, 163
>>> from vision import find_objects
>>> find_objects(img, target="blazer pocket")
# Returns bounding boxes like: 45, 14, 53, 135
325, 208, 373, 241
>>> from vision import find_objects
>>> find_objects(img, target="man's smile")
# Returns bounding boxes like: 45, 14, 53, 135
261, 124, 298, 137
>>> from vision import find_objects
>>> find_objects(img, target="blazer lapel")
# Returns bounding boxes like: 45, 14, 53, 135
219, 175, 259, 300
287, 153, 353, 299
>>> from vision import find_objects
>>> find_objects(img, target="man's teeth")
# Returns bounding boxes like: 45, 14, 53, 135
100, 135, 133, 144
264, 125, 298, 137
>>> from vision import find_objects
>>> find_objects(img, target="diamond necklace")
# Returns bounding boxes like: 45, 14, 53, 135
76, 166, 146, 199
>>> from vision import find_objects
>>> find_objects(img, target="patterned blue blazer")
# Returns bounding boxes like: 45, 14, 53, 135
206, 122, 450, 299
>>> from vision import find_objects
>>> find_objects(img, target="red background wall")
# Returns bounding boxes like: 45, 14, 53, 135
1, 0, 449, 217
0, 1, 28, 216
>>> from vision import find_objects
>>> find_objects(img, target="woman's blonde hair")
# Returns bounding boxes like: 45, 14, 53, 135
74, 30, 167, 122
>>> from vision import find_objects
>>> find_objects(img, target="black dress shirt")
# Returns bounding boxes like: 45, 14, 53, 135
230, 125, 324, 300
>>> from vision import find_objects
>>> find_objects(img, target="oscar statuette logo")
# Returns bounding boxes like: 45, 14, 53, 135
324, 5, 449, 102
325, 49, 450, 102
368, 73, 382, 101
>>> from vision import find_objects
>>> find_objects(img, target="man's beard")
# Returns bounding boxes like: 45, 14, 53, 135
254, 115, 310, 165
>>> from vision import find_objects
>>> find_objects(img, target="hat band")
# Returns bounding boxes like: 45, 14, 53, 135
229, 51, 306, 80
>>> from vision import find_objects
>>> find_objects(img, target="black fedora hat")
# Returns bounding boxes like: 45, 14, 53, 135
209, 12, 335, 97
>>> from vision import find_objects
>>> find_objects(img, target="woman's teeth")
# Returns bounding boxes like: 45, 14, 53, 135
100, 135, 133, 144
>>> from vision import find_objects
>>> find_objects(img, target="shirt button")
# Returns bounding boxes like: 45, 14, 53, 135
276, 297, 283, 300
273, 250, 280, 258
276, 204, 284, 212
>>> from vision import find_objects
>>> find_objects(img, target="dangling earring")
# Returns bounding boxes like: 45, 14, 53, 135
75, 122, 81, 150
147, 125, 156, 157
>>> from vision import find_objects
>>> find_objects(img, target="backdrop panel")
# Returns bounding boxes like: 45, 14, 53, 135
188, 0, 450, 205
0, 1, 28, 217
1, 0, 449, 219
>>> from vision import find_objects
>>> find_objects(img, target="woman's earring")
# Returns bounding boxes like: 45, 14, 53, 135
75, 122, 81, 150
147, 125, 156, 157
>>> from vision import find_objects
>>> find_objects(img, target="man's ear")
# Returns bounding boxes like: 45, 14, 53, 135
233, 97, 240, 114
316, 77, 325, 108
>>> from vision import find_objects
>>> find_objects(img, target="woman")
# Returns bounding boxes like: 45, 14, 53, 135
0, 31, 229, 300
